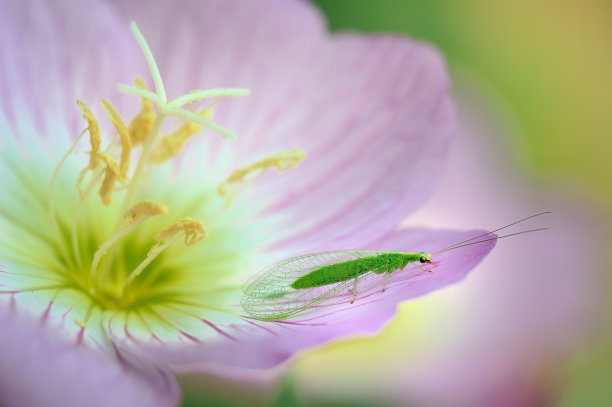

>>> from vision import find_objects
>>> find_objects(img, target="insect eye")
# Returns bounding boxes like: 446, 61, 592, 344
419, 256, 427, 263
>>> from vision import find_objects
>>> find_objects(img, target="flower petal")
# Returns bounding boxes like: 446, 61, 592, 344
0, 302, 180, 407
112, 0, 454, 252
254, 35, 454, 254
109, 227, 493, 370
0, 0, 143, 145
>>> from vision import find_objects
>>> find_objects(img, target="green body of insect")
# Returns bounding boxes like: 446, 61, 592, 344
290, 251, 427, 289
241, 250, 433, 321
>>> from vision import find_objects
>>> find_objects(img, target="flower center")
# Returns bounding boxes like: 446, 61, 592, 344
42, 23, 252, 312
0, 22, 306, 340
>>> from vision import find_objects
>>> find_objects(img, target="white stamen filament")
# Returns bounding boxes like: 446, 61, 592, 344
90, 217, 148, 278
124, 234, 181, 287
48, 129, 87, 217
47, 129, 89, 270
71, 168, 104, 269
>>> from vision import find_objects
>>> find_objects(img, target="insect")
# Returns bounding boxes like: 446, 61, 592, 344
241, 213, 549, 321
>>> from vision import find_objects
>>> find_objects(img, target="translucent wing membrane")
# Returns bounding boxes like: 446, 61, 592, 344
241, 250, 404, 321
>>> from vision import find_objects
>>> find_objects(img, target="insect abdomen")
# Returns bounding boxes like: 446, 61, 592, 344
291, 255, 384, 289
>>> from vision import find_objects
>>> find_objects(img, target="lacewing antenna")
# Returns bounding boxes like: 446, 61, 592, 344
431, 212, 551, 255
432, 228, 548, 255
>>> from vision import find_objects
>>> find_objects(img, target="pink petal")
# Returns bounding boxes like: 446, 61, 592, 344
113, 0, 454, 252
0, 306, 180, 407
256, 35, 454, 254
0, 0, 143, 144
113, 227, 494, 370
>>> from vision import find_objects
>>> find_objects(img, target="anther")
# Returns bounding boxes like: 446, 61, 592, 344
75, 100, 103, 196
218, 147, 307, 207
123, 200, 168, 224
98, 167, 117, 206
149, 107, 213, 163
97, 151, 128, 206
128, 77, 157, 145
101, 99, 132, 179
76, 100, 101, 169
125, 218, 206, 286
97, 152, 124, 182
153, 218, 206, 247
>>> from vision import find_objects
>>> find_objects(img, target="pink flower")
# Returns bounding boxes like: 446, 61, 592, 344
0, 0, 495, 405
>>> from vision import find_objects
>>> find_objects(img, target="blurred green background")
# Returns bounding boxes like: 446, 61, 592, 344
182, 1, 612, 405
311, 0, 612, 210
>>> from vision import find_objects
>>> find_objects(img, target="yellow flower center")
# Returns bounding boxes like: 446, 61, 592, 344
43, 22, 254, 312
1, 22, 306, 340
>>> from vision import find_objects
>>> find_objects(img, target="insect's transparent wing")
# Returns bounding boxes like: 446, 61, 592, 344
242, 250, 378, 297
241, 250, 389, 320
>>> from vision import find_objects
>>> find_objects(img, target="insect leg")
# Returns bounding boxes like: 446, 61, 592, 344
351, 275, 358, 304
415, 263, 432, 273
382, 272, 393, 292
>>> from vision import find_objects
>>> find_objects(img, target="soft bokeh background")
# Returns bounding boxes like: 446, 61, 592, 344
181, 1, 612, 406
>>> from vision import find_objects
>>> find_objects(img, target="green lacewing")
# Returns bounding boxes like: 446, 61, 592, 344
241, 213, 549, 321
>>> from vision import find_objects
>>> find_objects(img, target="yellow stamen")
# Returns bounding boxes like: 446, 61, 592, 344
101, 99, 132, 179
98, 167, 117, 206
76, 100, 101, 169
123, 200, 168, 225
154, 218, 207, 247
90, 200, 168, 278
97, 152, 123, 180
125, 218, 206, 286
96, 151, 128, 207
150, 106, 213, 163
218, 147, 307, 207
128, 77, 157, 145
75, 100, 103, 197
